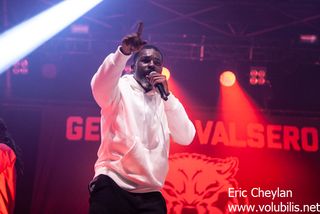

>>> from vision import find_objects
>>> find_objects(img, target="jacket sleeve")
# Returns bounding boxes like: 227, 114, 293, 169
91, 47, 132, 108
164, 94, 196, 145
0, 144, 16, 174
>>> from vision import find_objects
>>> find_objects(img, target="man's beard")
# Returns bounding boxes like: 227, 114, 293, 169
141, 77, 154, 92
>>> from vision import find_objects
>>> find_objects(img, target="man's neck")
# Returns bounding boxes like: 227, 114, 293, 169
133, 76, 152, 92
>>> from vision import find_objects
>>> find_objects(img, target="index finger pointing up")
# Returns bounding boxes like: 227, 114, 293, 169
136, 22, 144, 37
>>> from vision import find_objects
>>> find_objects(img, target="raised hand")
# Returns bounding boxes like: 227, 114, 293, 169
121, 22, 147, 55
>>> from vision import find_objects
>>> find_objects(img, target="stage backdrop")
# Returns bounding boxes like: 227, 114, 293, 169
21, 103, 320, 214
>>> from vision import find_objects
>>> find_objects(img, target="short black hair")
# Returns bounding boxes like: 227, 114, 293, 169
133, 44, 164, 64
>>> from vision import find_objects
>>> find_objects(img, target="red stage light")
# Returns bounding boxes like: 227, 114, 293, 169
12, 59, 29, 75
258, 70, 266, 78
250, 77, 258, 85
220, 71, 236, 87
250, 69, 258, 77
258, 78, 266, 85
250, 66, 267, 86
300, 34, 317, 43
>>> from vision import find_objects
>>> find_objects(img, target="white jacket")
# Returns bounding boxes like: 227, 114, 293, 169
91, 47, 196, 193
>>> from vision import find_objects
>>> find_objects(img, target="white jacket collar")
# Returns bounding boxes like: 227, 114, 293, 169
124, 74, 157, 96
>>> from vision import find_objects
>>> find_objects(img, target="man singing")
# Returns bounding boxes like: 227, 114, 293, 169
89, 23, 195, 214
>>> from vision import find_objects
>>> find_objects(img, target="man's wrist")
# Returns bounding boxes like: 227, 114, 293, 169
120, 46, 131, 55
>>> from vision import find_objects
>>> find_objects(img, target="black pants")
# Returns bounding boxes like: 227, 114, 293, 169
88, 174, 167, 214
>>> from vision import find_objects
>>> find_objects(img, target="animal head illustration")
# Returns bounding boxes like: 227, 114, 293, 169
162, 153, 247, 214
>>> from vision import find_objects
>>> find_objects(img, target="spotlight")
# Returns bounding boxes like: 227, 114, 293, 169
12, 59, 29, 75
162, 67, 171, 80
220, 71, 236, 87
249, 66, 267, 86
249, 77, 258, 85
300, 34, 317, 44
0, 0, 102, 74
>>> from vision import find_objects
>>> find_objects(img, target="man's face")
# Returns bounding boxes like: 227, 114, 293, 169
133, 48, 163, 91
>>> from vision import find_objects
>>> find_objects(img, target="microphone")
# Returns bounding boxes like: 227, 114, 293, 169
150, 71, 169, 101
